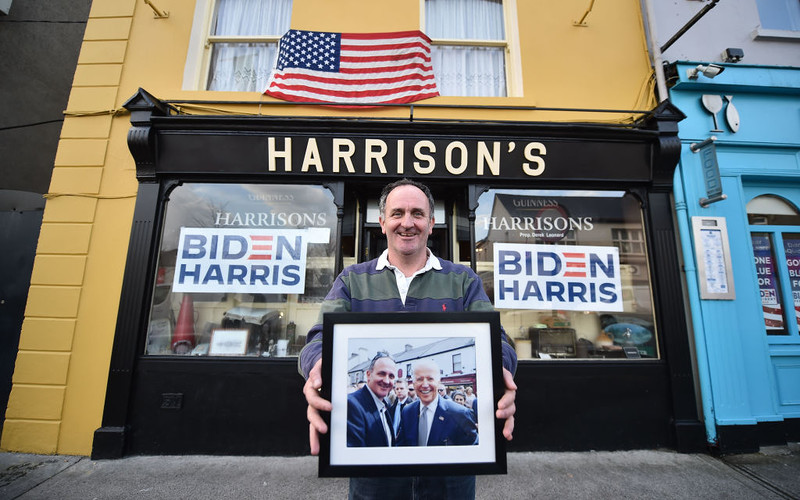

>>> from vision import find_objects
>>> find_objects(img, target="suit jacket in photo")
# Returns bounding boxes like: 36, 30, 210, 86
347, 386, 394, 447
389, 397, 411, 436
396, 396, 478, 446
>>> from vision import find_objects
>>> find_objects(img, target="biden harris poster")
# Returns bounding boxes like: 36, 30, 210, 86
172, 227, 330, 294
493, 243, 623, 312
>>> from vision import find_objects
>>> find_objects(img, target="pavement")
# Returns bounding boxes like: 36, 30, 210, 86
1, 445, 798, 499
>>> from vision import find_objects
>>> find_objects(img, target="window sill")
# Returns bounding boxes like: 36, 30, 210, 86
752, 27, 800, 42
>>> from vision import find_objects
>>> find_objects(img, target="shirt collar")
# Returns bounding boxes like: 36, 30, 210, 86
421, 395, 439, 415
376, 248, 441, 273
365, 385, 388, 410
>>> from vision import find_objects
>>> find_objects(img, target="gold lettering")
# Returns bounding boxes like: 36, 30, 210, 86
301, 138, 323, 172
333, 138, 356, 173
268, 137, 292, 172
445, 141, 468, 175
365, 139, 388, 174
413, 140, 436, 174
477, 141, 500, 176
522, 142, 546, 176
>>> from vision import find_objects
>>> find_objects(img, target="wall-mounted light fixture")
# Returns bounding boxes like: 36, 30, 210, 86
687, 63, 725, 80
722, 48, 744, 63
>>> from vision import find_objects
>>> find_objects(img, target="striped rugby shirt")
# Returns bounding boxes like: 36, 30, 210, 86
298, 250, 517, 379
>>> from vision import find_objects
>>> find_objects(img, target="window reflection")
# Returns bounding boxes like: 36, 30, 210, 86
475, 189, 658, 360
146, 183, 337, 357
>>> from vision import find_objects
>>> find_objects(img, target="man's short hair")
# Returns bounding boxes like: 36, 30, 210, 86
378, 178, 435, 219
367, 351, 395, 371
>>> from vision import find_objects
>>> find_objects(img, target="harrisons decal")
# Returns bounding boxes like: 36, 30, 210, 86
493, 243, 623, 311
173, 227, 330, 294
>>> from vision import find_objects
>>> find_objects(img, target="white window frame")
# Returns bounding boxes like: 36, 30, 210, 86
420, 0, 523, 98
183, 0, 289, 91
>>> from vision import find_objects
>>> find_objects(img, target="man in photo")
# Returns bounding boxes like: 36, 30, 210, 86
389, 378, 412, 438
347, 352, 397, 447
301, 179, 518, 499
397, 359, 478, 447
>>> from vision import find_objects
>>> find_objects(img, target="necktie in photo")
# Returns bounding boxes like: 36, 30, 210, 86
393, 401, 403, 435
418, 406, 428, 446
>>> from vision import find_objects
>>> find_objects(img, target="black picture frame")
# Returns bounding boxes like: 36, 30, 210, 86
319, 311, 507, 478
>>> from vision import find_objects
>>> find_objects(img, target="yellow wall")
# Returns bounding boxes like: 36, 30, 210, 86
1, 0, 655, 455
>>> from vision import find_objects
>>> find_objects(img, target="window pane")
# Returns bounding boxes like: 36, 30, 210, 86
207, 43, 278, 91
783, 234, 800, 332
426, 0, 505, 40
146, 183, 338, 357
212, 0, 292, 36
207, 0, 292, 91
755, 0, 800, 31
475, 190, 658, 360
432, 45, 506, 97
751, 232, 788, 335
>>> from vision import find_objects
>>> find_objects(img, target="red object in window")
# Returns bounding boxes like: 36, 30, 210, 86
172, 295, 196, 354
156, 267, 166, 285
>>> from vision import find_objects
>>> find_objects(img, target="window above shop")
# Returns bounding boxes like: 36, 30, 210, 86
754, 0, 800, 40
184, 0, 292, 91
423, 0, 521, 97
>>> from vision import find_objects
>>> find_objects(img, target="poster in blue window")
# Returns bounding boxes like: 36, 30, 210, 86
783, 236, 800, 330
751, 234, 784, 331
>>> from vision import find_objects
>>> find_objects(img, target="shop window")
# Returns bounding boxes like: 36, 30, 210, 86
755, 0, 800, 32
747, 194, 800, 336
475, 189, 659, 361
146, 183, 337, 358
185, 0, 292, 91
424, 0, 518, 97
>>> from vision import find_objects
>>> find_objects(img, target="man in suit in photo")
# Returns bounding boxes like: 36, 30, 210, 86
347, 352, 397, 447
389, 378, 412, 438
397, 359, 478, 447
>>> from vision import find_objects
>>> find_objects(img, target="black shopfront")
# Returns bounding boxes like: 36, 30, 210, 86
92, 89, 706, 458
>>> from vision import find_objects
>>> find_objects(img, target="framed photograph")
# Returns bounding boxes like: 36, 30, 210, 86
208, 328, 249, 356
319, 312, 506, 478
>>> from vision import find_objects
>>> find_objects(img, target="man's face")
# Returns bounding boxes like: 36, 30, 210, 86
408, 386, 416, 400
379, 185, 434, 261
366, 357, 396, 399
394, 380, 408, 400
413, 365, 440, 405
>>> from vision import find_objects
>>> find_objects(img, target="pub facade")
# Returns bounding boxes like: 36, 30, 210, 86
2, 0, 706, 457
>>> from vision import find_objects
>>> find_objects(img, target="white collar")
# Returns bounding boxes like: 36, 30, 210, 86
376, 248, 442, 274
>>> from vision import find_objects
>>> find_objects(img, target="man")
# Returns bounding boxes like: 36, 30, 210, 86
389, 378, 412, 437
301, 179, 517, 499
438, 386, 450, 400
347, 352, 397, 447
397, 359, 478, 447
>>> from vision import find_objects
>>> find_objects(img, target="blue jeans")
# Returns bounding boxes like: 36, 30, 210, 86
349, 476, 476, 500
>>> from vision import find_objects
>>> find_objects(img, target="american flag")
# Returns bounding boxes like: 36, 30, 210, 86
265, 29, 439, 105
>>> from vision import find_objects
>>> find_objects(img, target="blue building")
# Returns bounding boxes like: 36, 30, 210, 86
650, 0, 800, 452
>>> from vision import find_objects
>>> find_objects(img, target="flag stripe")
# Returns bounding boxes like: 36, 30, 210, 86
265, 29, 439, 105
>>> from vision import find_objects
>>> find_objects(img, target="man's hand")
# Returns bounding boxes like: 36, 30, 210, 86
495, 368, 517, 441
302, 358, 332, 455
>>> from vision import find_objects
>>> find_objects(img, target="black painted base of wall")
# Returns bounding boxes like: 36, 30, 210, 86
93, 358, 706, 457
714, 419, 800, 455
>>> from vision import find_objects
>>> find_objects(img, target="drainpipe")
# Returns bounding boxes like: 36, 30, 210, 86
673, 166, 718, 445
642, 0, 669, 101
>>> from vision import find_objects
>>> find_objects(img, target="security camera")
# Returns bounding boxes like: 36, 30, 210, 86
687, 63, 725, 80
